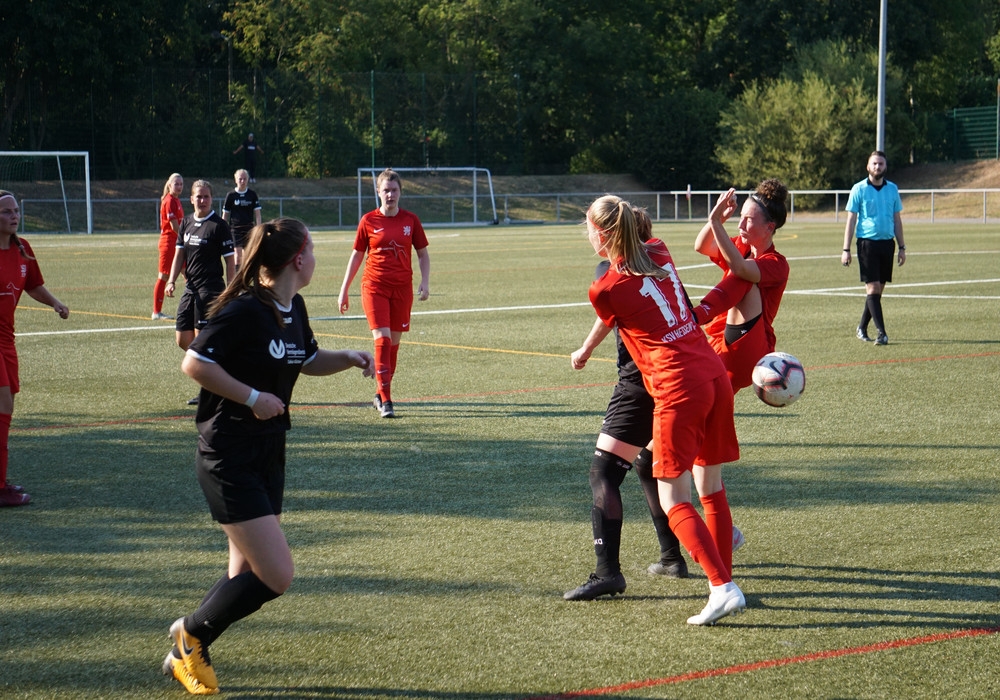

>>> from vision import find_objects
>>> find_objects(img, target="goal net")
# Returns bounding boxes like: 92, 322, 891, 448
0, 151, 93, 234
357, 166, 498, 227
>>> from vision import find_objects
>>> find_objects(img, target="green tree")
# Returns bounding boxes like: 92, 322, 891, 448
716, 63, 867, 189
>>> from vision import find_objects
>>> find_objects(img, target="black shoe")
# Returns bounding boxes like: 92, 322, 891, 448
373, 394, 383, 411
647, 559, 689, 578
187, 396, 199, 406
380, 400, 395, 418
563, 572, 626, 601
856, 327, 872, 342
874, 332, 889, 346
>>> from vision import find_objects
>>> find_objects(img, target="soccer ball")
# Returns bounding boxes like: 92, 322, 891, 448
751, 352, 805, 407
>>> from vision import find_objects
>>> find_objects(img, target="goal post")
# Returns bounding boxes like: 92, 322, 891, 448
357, 166, 498, 227
0, 151, 93, 234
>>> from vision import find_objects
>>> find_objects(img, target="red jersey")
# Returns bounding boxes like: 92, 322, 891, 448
704, 238, 788, 353
160, 195, 184, 239
354, 208, 428, 288
0, 239, 44, 343
589, 239, 726, 397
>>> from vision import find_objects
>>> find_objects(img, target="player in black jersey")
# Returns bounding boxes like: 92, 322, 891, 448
162, 218, 373, 695
222, 169, 262, 269
165, 180, 236, 354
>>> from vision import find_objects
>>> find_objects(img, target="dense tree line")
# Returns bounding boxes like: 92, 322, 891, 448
2, 0, 999, 189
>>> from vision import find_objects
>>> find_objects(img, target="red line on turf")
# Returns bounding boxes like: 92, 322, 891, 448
526, 627, 1000, 699
811, 350, 1000, 371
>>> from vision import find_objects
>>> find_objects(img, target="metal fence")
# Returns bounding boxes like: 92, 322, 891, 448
17, 188, 1000, 234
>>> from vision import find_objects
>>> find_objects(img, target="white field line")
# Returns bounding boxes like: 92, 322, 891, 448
16, 255, 1000, 336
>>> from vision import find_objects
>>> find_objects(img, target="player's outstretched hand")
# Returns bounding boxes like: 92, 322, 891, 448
54, 302, 69, 319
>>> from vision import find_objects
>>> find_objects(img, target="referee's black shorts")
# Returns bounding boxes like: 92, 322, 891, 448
856, 238, 896, 284
599, 376, 654, 448
196, 431, 286, 524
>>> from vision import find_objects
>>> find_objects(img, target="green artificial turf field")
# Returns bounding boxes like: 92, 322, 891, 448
1, 218, 998, 698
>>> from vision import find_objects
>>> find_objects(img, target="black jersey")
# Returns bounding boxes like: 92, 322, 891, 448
178, 211, 234, 290
223, 189, 261, 234
188, 293, 319, 439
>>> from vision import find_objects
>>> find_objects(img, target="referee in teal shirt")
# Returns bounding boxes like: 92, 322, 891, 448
841, 150, 906, 346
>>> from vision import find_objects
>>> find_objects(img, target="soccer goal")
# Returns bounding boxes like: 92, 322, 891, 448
357, 166, 498, 227
0, 151, 93, 234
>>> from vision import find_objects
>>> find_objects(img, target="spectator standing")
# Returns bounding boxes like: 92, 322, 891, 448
841, 151, 906, 346
233, 133, 263, 183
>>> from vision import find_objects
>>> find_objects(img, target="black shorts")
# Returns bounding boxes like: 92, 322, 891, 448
857, 238, 895, 284
196, 431, 286, 524
176, 285, 224, 333
599, 376, 654, 447
231, 226, 252, 249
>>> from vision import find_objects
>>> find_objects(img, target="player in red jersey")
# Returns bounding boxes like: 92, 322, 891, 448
0, 191, 70, 507
691, 179, 790, 392
585, 194, 745, 625
338, 168, 430, 418
153, 173, 184, 320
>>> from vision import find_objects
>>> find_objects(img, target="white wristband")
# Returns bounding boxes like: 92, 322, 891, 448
244, 389, 260, 407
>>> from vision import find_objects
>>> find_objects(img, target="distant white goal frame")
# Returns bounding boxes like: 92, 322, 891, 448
357, 166, 498, 226
0, 151, 93, 234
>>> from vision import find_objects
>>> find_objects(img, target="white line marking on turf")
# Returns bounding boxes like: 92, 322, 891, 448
18, 325, 173, 337
794, 278, 1000, 294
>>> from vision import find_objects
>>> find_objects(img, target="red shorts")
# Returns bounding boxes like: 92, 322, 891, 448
651, 373, 738, 478
158, 233, 177, 276
709, 320, 770, 393
0, 343, 21, 394
361, 280, 414, 333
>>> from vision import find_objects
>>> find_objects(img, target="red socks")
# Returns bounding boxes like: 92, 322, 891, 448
693, 273, 753, 325
700, 489, 734, 576
374, 336, 393, 402
153, 278, 167, 314
667, 502, 730, 585
0, 411, 11, 485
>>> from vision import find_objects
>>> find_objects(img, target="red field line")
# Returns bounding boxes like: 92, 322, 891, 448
526, 626, 1000, 699
812, 350, 1000, 370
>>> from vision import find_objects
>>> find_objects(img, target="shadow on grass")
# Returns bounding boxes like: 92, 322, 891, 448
6, 407, 999, 534
737, 561, 1000, 631
221, 687, 527, 699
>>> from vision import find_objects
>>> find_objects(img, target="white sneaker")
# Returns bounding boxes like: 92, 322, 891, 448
152, 312, 173, 320
687, 581, 746, 625
732, 525, 745, 553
